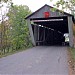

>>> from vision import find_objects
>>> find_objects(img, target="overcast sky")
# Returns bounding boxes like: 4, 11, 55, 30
12, 0, 58, 12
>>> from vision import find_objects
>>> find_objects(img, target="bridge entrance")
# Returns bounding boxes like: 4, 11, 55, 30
25, 4, 74, 47
31, 16, 69, 46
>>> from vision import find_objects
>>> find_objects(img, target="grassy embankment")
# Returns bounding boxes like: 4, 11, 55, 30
0, 45, 33, 58
68, 24, 75, 74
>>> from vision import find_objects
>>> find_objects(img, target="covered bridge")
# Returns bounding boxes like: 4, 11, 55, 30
25, 4, 75, 47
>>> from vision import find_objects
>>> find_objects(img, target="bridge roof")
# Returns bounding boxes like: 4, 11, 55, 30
25, 4, 75, 23
25, 4, 73, 19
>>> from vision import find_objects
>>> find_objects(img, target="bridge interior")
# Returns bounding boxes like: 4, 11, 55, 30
31, 16, 69, 46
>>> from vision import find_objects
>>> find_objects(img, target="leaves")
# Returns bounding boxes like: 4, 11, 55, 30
52, 0, 75, 13
51, 8, 57, 12
0, 0, 11, 3
0, 4, 32, 56
7, 5, 32, 50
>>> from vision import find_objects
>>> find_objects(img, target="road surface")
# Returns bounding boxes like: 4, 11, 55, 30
0, 46, 69, 75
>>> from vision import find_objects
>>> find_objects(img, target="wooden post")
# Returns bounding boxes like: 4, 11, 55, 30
43, 28, 45, 45
44, 28, 45, 41
38, 26, 40, 45
68, 16, 74, 47
27, 19, 35, 46
34, 25, 38, 46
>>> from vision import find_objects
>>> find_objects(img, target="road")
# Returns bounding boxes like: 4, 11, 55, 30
0, 46, 69, 75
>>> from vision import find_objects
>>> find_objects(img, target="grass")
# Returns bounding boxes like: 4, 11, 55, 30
69, 48, 75, 60
0, 49, 25, 58
68, 47, 75, 72
0, 46, 33, 58
69, 47, 75, 60
68, 47, 75, 74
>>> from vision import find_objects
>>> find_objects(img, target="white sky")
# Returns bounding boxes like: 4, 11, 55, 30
0, 0, 58, 22
12, 0, 58, 12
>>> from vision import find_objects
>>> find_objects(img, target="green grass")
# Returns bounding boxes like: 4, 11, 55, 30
0, 46, 33, 58
69, 47, 75, 60
0, 49, 24, 58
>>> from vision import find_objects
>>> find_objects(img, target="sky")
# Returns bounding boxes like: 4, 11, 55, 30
12, 0, 58, 12
0, 0, 58, 22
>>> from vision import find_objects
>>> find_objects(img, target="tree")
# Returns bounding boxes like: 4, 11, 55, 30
0, 0, 10, 2
0, 2, 10, 54
50, 0, 75, 14
7, 5, 32, 50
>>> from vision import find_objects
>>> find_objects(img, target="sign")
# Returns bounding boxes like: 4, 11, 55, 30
44, 12, 50, 18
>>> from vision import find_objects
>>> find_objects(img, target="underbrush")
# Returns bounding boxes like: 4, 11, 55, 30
68, 47, 75, 73
0, 43, 33, 58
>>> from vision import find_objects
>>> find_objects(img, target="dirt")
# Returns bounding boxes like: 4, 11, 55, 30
67, 48, 75, 75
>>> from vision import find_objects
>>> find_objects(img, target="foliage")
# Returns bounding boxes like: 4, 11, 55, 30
50, 7, 57, 12
69, 47, 75, 60
50, 0, 75, 14
0, 0, 12, 3
73, 24, 75, 36
0, 5, 33, 57
7, 5, 32, 50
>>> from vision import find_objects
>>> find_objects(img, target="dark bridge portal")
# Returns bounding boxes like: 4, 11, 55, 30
31, 16, 69, 46
26, 4, 74, 47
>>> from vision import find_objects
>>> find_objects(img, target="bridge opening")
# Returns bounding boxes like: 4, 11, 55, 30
31, 16, 69, 46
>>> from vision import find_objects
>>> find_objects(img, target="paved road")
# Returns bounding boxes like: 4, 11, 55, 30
0, 46, 69, 75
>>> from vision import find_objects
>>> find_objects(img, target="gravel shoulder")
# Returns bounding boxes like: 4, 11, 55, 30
67, 48, 75, 75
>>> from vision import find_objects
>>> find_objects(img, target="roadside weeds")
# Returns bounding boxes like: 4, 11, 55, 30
67, 47, 75, 75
